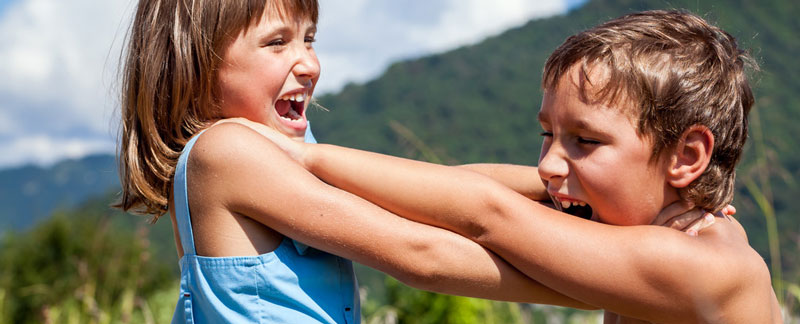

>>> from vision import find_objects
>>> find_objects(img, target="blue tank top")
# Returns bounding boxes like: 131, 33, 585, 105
171, 124, 360, 323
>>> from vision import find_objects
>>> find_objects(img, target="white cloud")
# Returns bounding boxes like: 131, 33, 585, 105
314, 0, 568, 94
0, 0, 569, 168
0, 134, 115, 167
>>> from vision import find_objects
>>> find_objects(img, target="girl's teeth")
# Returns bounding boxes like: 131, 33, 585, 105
279, 93, 307, 102
561, 200, 571, 209
578, 201, 586, 207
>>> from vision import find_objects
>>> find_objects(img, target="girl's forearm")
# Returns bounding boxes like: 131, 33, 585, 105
304, 143, 509, 239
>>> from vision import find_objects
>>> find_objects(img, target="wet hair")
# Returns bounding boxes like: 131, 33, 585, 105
116, 0, 319, 218
542, 10, 756, 212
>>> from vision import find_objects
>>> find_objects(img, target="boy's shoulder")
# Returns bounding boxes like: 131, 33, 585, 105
693, 217, 780, 321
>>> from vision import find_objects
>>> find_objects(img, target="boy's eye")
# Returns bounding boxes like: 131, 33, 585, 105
577, 137, 601, 145
539, 131, 553, 137
305, 36, 316, 43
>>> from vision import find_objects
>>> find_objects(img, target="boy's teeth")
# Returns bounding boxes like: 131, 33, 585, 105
561, 200, 571, 209
578, 201, 586, 207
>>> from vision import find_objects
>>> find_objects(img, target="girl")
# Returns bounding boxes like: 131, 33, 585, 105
115, 0, 619, 322
116, 1, 713, 322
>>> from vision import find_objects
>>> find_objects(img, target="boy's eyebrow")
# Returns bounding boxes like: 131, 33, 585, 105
536, 110, 548, 123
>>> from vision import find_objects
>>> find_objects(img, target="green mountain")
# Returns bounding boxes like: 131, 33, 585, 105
309, 0, 800, 289
0, 154, 118, 231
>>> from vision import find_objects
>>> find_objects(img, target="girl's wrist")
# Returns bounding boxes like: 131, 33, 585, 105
298, 142, 315, 171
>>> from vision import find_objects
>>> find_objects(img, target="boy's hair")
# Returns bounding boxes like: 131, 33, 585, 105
542, 10, 756, 212
116, 0, 319, 218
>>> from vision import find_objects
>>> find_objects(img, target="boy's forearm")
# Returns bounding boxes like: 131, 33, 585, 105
457, 163, 548, 201
305, 144, 505, 238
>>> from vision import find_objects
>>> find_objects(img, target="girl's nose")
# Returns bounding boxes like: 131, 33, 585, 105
292, 46, 320, 81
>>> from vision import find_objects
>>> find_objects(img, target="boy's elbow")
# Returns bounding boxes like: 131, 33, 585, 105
467, 181, 524, 245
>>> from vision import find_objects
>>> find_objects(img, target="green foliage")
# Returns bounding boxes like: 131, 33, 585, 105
356, 265, 602, 324
0, 195, 175, 324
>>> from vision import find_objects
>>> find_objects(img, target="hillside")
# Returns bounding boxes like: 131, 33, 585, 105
0, 154, 118, 231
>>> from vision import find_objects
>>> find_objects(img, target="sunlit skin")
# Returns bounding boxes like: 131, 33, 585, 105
538, 65, 680, 226
217, 12, 319, 141
169, 10, 604, 309
230, 62, 782, 321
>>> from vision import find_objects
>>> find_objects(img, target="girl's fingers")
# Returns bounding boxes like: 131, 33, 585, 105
651, 201, 695, 227
684, 213, 716, 236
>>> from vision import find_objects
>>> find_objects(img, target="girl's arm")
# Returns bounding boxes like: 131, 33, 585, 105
456, 164, 548, 201
190, 123, 595, 309
271, 135, 767, 322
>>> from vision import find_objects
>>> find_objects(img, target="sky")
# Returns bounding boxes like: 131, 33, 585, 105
0, 0, 587, 169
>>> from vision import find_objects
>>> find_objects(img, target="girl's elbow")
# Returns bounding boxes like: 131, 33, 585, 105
389, 256, 448, 291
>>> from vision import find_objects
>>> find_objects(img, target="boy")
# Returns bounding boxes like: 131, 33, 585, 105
235, 10, 781, 322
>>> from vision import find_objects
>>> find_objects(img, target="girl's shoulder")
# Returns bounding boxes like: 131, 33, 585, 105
186, 122, 295, 202
189, 122, 286, 172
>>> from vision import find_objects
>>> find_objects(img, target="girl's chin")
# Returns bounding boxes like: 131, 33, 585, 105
274, 115, 307, 136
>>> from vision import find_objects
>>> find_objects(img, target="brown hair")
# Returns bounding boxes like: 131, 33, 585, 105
116, 0, 319, 219
542, 10, 756, 212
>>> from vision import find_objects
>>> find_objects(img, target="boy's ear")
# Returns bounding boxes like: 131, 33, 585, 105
666, 125, 714, 188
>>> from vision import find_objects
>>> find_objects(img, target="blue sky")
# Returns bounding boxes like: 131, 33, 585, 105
0, 0, 587, 169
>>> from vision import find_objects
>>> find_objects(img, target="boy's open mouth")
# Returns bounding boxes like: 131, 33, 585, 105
553, 197, 593, 220
275, 92, 306, 121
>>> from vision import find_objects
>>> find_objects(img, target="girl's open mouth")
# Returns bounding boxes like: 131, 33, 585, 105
275, 92, 306, 122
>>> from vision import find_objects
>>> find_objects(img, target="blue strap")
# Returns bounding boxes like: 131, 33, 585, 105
173, 130, 207, 257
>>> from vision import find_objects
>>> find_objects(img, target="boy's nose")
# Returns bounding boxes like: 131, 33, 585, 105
538, 142, 569, 186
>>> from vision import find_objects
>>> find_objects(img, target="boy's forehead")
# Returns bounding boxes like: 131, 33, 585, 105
550, 63, 639, 121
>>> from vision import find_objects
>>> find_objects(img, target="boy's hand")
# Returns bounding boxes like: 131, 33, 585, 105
651, 202, 735, 236
213, 118, 307, 163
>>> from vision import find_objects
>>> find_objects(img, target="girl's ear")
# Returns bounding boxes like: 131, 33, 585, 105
666, 125, 714, 188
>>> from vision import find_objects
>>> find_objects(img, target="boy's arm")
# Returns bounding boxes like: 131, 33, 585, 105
295, 142, 768, 321
457, 164, 548, 201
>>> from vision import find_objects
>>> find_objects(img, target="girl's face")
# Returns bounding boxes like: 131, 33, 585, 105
217, 12, 319, 141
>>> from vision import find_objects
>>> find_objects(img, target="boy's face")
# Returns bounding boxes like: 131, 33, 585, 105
217, 12, 319, 141
537, 65, 680, 226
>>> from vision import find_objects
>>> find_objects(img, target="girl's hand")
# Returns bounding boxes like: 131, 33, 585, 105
213, 118, 307, 163
651, 202, 735, 236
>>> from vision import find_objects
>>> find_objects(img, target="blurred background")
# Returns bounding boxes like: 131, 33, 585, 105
0, 0, 797, 322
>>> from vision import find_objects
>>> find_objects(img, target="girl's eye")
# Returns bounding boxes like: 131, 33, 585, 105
577, 137, 601, 145
539, 131, 553, 137
266, 39, 286, 47
304, 36, 316, 43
